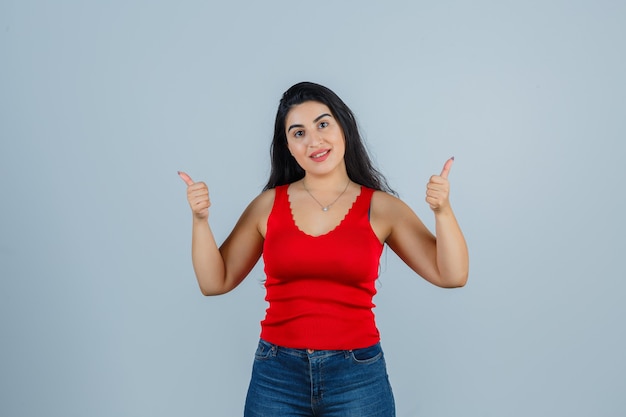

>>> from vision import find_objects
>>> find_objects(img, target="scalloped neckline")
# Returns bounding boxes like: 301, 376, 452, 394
286, 185, 362, 238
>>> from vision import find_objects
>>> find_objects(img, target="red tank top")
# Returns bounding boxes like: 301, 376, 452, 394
260, 184, 384, 350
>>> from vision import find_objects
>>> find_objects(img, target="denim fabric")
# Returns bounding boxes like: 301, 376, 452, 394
244, 339, 395, 417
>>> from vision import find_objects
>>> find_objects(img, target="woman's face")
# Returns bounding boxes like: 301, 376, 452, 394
284, 101, 346, 176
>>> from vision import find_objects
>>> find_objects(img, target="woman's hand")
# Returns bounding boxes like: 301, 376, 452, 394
426, 157, 454, 212
178, 171, 211, 220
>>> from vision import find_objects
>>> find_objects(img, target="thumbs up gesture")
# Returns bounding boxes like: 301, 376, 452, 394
178, 171, 211, 220
426, 157, 454, 212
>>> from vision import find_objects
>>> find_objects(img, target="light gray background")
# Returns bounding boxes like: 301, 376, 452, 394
1, 1, 625, 416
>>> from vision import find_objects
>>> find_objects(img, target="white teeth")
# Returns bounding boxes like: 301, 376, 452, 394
311, 150, 329, 158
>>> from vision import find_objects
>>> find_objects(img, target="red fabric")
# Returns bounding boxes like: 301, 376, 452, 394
260, 184, 384, 350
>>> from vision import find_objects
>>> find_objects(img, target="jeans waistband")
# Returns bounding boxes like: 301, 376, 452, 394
258, 338, 381, 359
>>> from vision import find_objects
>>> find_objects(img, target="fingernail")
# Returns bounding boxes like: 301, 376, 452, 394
451, 156, 455, 161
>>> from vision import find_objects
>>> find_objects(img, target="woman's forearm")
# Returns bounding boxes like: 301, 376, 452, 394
191, 217, 227, 295
434, 207, 469, 287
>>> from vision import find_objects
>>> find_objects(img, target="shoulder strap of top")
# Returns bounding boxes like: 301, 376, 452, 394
266, 185, 289, 233
270, 184, 290, 217
348, 186, 374, 220
275, 184, 288, 198
272, 184, 288, 212
357, 186, 374, 208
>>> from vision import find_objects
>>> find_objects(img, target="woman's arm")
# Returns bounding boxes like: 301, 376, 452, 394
425, 158, 469, 287
373, 158, 468, 288
179, 172, 270, 295
430, 206, 469, 287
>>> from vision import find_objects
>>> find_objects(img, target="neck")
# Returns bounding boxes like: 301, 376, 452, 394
302, 175, 352, 212
301, 168, 350, 192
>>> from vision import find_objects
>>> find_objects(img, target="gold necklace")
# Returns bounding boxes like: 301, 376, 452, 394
302, 180, 351, 212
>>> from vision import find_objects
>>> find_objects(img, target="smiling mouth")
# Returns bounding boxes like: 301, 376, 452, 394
310, 150, 330, 159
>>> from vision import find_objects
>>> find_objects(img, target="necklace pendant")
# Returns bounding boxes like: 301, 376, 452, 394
303, 179, 350, 214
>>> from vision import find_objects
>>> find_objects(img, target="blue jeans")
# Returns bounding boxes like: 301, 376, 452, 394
244, 339, 396, 416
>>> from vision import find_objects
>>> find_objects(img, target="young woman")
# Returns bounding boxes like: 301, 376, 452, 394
179, 82, 469, 416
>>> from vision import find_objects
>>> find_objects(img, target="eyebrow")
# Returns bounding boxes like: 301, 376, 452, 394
287, 113, 333, 132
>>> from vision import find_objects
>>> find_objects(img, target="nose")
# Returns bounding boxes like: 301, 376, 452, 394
308, 132, 323, 147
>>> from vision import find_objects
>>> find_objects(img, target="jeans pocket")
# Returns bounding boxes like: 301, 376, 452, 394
350, 343, 383, 364
254, 339, 276, 361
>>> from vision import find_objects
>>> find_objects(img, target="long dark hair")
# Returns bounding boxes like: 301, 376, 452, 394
263, 82, 395, 194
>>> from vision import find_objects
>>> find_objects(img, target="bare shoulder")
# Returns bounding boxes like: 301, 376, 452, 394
245, 188, 275, 237
242, 188, 275, 218
371, 190, 411, 216
370, 190, 411, 243
250, 188, 276, 209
